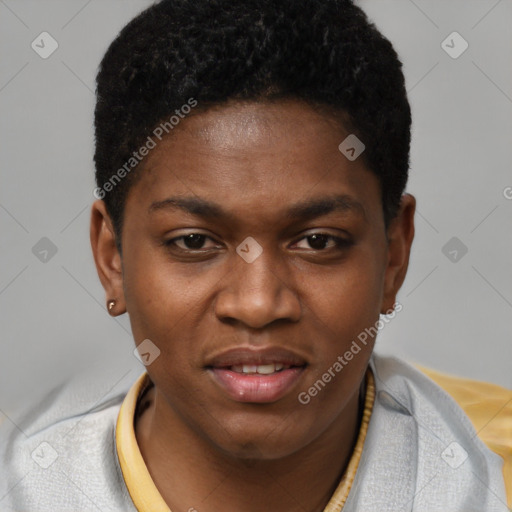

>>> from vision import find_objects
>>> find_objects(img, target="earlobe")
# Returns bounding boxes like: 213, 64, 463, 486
90, 200, 127, 315
380, 194, 416, 313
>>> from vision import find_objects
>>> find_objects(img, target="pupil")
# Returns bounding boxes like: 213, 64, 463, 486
184, 234, 205, 249
308, 234, 328, 250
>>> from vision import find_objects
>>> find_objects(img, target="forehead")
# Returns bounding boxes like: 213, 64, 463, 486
181, 100, 342, 147
125, 100, 382, 224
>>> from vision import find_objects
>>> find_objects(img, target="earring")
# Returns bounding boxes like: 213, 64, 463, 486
107, 300, 116, 312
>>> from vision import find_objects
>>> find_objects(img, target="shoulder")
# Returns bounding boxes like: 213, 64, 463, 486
0, 370, 139, 511
418, 364, 512, 508
417, 364, 512, 443
372, 354, 511, 428
371, 354, 511, 455
361, 354, 510, 511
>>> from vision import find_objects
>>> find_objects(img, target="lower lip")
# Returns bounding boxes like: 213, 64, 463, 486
209, 367, 305, 403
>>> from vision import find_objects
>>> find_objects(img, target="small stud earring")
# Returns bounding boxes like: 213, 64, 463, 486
107, 300, 116, 312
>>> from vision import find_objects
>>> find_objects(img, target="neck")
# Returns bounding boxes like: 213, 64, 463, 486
135, 381, 365, 512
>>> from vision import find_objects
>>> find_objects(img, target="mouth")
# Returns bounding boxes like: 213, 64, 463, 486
205, 347, 308, 403
229, 363, 293, 375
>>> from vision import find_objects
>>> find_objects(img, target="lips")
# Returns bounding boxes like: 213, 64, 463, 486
206, 347, 307, 403
206, 347, 307, 368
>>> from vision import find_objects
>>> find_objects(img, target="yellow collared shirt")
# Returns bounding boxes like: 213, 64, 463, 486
115, 367, 511, 510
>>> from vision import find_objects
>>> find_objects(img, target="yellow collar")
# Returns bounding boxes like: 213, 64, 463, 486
116, 370, 375, 512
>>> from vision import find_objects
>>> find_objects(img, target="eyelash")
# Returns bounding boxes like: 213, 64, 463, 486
293, 233, 353, 251
163, 232, 353, 253
164, 233, 220, 252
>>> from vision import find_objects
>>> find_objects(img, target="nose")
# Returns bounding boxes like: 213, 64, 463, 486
214, 250, 301, 329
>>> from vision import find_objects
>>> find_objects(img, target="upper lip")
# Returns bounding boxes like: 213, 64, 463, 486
205, 347, 308, 368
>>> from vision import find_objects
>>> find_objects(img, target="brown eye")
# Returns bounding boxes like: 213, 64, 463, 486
306, 234, 330, 250
166, 233, 220, 251
295, 234, 340, 250
180, 234, 206, 249
292, 233, 353, 252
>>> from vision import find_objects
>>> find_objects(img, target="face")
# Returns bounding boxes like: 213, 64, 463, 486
91, 100, 414, 460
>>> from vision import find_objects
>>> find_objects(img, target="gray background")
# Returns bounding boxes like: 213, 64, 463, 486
1, 0, 511, 419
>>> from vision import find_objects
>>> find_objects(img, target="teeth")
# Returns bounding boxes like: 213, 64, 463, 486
230, 363, 289, 374
255, 364, 277, 375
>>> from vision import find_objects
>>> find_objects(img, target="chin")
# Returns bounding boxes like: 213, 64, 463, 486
209, 418, 312, 461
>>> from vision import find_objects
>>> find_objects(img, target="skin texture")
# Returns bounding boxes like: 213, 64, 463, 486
90, 100, 415, 512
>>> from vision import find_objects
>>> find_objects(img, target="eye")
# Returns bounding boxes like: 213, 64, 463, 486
293, 233, 351, 251
167, 233, 219, 251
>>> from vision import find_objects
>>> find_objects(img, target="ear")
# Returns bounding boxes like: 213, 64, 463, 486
90, 200, 126, 316
380, 193, 416, 314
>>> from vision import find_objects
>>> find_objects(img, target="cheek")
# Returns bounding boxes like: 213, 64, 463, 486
303, 253, 385, 340
295, 261, 382, 423
121, 246, 221, 359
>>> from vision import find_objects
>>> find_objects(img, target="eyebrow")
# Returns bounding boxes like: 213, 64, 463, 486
285, 195, 367, 222
148, 194, 366, 222
149, 197, 225, 218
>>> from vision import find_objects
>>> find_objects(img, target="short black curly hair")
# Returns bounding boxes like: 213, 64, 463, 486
94, 0, 411, 246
